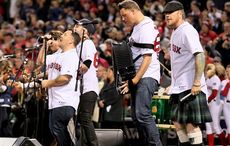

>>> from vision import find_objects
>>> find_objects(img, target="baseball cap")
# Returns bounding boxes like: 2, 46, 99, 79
73, 18, 96, 35
98, 57, 109, 68
213, 56, 222, 63
163, 1, 184, 13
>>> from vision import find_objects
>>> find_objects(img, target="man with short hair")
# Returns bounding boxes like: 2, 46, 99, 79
73, 19, 99, 146
118, 0, 162, 145
163, 1, 212, 146
41, 30, 80, 146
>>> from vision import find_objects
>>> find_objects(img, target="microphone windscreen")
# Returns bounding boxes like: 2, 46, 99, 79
41, 34, 52, 39
73, 18, 100, 25
3, 54, 16, 58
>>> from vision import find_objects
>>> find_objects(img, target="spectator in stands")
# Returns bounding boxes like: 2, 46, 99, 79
224, 2, 230, 13
204, 48, 214, 64
190, 0, 201, 17
92, 58, 109, 126
214, 22, 230, 67
159, 38, 171, 89
221, 64, 230, 145
99, 39, 114, 65
14, 30, 26, 51
200, 20, 218, 46
97, 58, 109, 91
205, 63, 227, 146
48, 0, 62, 21
1, 32, 15, 55
98, 66, 123, 129
188, 0, 201, 31
107, 3, 117, 23
215, 63, 226, 81
206, 0, 222, 26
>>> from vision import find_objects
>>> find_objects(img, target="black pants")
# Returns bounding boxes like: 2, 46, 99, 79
78, 91, 99, 146
0, 107, 12, 137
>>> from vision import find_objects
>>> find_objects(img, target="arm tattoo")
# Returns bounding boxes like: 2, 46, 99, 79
194, 52, 205, 82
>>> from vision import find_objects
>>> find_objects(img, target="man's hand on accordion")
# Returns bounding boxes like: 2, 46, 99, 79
119, 79, 135, 94
119, 81, 129, 94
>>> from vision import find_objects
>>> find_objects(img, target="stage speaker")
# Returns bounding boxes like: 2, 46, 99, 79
0, 137, 42, 146
95, 129, 124, 146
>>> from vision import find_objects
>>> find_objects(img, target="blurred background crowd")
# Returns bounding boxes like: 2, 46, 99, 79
0, 0, 229, 145
0, 0, 229, 74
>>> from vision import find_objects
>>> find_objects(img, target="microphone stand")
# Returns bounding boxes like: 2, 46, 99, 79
10, 56, 28, 87
74, 29, 85, 146
39, 38, 48, 145
24, 47, 40, 139
24, 39, 48, 145
9, 53, 30, 137
75, 29, 85, 94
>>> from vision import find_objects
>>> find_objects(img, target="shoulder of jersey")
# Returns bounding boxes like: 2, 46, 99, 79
183, 22, 197, 32
84, 39, 93, 44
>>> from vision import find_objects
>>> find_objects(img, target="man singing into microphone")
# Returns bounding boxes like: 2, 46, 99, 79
73, 18, 99, 146
37, 30, 63, 66
41, 30, 80, 146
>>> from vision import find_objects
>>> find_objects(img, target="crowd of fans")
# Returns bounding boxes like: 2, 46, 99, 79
0, 0, 229, 145
0, 0, 229, 68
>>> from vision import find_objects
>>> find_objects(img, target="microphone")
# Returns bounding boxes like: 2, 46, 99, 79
40, 34, 52, 39
3, 54, 16, 58
73, 19, 100, 25
24, 44, 42, 52
24, 47, 39, 52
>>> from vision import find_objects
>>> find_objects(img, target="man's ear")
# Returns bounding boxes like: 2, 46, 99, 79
131, 8, 135, 14
82, 27, 88, 34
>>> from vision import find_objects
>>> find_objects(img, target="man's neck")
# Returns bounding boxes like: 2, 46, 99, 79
63, 46, 75, 52
134, 12, 145, 26
174, 19, 185, 30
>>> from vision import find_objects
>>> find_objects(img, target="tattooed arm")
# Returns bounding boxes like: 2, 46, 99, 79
191, 52, 205, 95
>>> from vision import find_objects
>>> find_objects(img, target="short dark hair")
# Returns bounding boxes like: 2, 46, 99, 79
70, 30, 80, 46
226, 64, 230, 69
49, 30, 63, 40
118, 0, 140, 11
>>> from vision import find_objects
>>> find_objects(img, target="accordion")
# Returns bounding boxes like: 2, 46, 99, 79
112, 41, 136, 91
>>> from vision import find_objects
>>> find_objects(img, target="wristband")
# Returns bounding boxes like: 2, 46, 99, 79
83, 60, 92, 68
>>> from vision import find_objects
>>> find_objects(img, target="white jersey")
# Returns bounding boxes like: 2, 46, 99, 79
76, 39, 99, 95
205, 75, 222, 135
169, 21, 207, 94
206, 75, 221, 101
221, 79, 230, 134
221, 79, 230, 101
129, 16, 160, 82
46, 49, 80, 111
